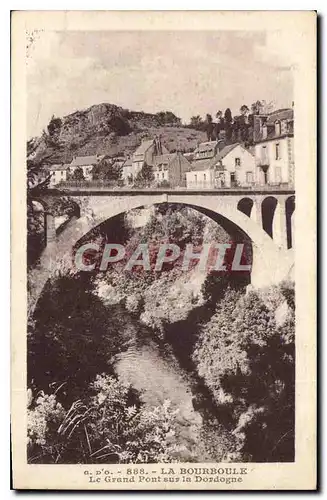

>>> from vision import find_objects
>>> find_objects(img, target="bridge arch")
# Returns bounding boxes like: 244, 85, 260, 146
261, 196, 278, 238
28, 193, 294, 315
237, 197, 254, 218
286, 195, 295, 249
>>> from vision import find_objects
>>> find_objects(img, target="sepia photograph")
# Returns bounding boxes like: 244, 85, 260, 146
11, 10, 316, 490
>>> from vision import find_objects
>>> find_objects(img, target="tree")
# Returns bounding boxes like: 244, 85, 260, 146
134, 162, 154, 187
47, 115, 62, 137
155, 111, 181, 126
92, 158, 121, 183
240, 104, 249, 116
215, 110, 224, 136
224, 108, 232, 123
189, 115, 204, 130
251, 100, 274, 115
71, 167, 85, 181
205, 114, 214, 141
251, 100, 264, 115
224, 108, 233, 142
193, 284, 295, 462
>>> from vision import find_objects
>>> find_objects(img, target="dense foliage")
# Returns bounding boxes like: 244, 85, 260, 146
28, 205, 295, 463
193, 282, 295, 462
28, 374, 185, 464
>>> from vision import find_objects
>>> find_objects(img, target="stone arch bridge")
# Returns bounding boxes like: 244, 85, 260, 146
29, 187, 295, 313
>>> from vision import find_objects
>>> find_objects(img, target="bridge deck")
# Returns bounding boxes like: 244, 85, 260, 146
45, 187, 295, 197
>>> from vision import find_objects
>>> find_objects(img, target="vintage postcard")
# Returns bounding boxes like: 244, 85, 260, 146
11, 10, 316, 490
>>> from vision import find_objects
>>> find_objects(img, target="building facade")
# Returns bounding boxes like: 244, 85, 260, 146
153, 152, 191, 187
122, 137, 169, 184
186, 143, 256, 189
253, 108, 294, 186
47, 164, 70, 186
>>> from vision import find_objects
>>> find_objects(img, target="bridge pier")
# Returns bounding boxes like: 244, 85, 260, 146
45, 213, 56, 246
250, 198, 263, 228
273, 198, 288, 250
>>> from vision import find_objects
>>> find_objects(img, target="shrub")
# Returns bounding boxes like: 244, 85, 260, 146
27, 375, 184, 464
193, 283, 295, 462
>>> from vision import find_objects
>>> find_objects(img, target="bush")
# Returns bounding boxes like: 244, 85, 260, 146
27, 375, 184, 464
193, 283, 295, 462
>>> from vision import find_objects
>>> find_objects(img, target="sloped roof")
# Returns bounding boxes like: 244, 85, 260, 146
153, 153, 175, 168
190, 143, 253, 172
212, 143, 240, 162
266, 108, 293, 124
46, 163, 69, 172
71, 155, 100, 166
122, 157, 133, 167
195, 141, 218, 154
184, 152, 194, 160
189, 159, 213, 172
133, 139, 154, 157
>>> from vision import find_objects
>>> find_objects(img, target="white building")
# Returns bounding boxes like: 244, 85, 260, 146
122, 157, 134, 184
186, 143, 256, 189
69, 154, 104, 180
253, 108, 294, 186
47, 164, 70, 186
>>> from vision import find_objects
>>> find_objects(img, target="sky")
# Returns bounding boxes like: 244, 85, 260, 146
27, 30, 294, 138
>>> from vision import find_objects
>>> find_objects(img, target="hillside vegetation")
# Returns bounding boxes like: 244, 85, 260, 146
27, 103, 207, 165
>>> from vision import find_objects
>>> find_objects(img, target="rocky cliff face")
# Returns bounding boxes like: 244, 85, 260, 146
27, 103, 207, 165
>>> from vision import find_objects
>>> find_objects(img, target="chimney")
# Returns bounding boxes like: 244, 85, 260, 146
157, 134, 162, 155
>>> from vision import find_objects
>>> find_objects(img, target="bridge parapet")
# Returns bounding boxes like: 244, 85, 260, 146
53, 181, 294, 196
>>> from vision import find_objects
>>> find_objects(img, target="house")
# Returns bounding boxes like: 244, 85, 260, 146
47, 163, 70, 186
124, 136, 169, 183
153, 152, 191, 187
132, 136, 169, 173
186, 143, 256, 189
69, 154, 104, 180
253, 108, 294, 186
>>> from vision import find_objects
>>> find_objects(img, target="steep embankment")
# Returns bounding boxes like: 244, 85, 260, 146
27, 103, 207, 164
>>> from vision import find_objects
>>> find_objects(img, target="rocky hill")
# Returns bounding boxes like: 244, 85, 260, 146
27, 103, 207, 165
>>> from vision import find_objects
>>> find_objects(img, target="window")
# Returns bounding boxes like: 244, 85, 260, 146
235, 157, 241, 167
275, 120, 281, 136
262, 125, 267, 139
275, 166, 282, 183
203, 173, 206, 182
275, 143, 280, 160
162, 172, 164, 179
246, 172, 254, 184
230, 172, 236, 186
194, 174, 197, 183
261, 146, 268, 163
